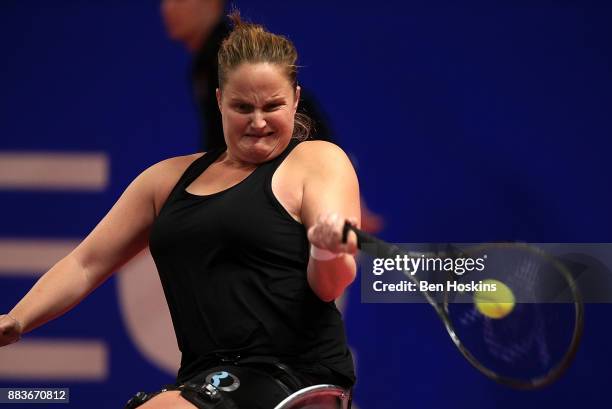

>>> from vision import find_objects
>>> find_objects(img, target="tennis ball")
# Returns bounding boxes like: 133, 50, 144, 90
473, 279, 515, 319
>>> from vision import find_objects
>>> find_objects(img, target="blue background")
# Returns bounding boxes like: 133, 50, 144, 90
1, 1, 611, 407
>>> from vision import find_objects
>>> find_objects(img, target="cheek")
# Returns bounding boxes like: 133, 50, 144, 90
223, 112, 248, 132
269, 111, 295, 132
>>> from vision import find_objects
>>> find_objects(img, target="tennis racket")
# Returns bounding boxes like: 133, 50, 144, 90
342, 221, 584, 389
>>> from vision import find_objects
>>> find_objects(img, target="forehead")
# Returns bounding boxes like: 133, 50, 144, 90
223, 63, 293, 98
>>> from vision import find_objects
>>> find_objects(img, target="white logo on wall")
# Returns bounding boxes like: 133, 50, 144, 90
0, 152, 110, 380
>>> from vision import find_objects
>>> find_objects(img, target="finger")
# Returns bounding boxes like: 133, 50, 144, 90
331, 213, 344, 233
308, 222, 331, 250
346, 230, 359, 254
322, 214, 335, 237
337, 230, 358, 255
307, 224, 315, 240
307, 225, 319, 246
318, 213, 335, 248
332, 219, 347, 251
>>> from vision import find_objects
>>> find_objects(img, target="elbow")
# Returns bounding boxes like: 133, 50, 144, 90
66, 251, 101, 290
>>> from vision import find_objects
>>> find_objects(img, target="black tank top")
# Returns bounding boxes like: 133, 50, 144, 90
149, 140, 355, 386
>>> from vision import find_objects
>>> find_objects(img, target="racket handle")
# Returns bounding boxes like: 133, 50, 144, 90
342, 221, 401, 258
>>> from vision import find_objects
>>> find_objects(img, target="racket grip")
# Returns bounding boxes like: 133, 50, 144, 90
343, 221, 401, 258
343, 221, 376, 248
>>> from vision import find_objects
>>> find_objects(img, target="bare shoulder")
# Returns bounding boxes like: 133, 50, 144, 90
289, 140, 353, 173
139, 152, 205, 215
146, 153, 203, 175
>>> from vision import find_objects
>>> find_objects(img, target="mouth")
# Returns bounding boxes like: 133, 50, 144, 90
245, 131, 275, 138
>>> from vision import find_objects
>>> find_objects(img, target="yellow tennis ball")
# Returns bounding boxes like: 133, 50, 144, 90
473, 279, 515, 319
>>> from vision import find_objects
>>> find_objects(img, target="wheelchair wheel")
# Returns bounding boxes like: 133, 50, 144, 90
273, 384, 351, 409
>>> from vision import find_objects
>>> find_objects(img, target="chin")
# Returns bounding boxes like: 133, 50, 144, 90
239, 135, 287, 162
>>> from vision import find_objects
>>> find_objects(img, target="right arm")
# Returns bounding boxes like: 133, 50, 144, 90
0, 155, 197, 346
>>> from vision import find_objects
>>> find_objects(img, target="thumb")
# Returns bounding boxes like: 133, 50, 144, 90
344, 230, 359, 255
307, 225, 315, 242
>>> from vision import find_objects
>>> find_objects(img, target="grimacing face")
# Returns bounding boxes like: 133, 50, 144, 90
216, 63, 300, 164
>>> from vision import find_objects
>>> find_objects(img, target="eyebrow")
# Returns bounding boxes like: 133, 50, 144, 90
228, 97, 287, 105
264, 98, 286, 105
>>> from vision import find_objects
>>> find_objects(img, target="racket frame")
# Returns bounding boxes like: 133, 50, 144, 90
342, 221, 584, 389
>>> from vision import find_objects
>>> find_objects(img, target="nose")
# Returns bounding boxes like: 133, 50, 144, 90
251, 110, 266, 130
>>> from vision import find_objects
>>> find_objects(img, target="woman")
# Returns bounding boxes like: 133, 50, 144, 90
0, 13, 359, 409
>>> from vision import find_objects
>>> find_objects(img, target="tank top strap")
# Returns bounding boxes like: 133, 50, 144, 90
163, 148, 226, 207
179, 148, 226, 188
259, 138, 302, 179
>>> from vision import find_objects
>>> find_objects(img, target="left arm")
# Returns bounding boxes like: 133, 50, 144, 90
299, 141, 361, 302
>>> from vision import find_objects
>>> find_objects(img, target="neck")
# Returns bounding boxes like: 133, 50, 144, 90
218, 151, 257, 170
186, 11, 223, 53
185, 30, 207, 53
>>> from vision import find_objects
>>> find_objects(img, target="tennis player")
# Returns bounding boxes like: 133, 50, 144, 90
0, 12, 359, 409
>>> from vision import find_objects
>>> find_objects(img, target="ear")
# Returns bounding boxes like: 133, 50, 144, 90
216, 88, 222, 113
293, 85, 301, 111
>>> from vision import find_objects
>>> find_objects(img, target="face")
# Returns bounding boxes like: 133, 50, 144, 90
216, 63, 300, 164
160, 0, 220, 47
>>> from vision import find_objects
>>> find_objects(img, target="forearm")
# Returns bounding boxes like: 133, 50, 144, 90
307, 254, 357, 302
8, 254, 99, 334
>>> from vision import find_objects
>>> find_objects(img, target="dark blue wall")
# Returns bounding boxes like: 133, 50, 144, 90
1, 1, 611, 407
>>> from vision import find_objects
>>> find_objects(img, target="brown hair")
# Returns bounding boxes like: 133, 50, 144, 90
218, 11, 311, 139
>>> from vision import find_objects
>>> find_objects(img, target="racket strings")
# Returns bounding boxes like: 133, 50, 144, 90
349, 221, 583, 388
448, 247, 576, 382
481, 307, 550, 367
485, 254, 554, 368
506, 253, 539, 301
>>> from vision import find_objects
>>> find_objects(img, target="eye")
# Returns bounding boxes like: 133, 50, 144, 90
234, 103, 253, 113
264, 103, 284, 112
